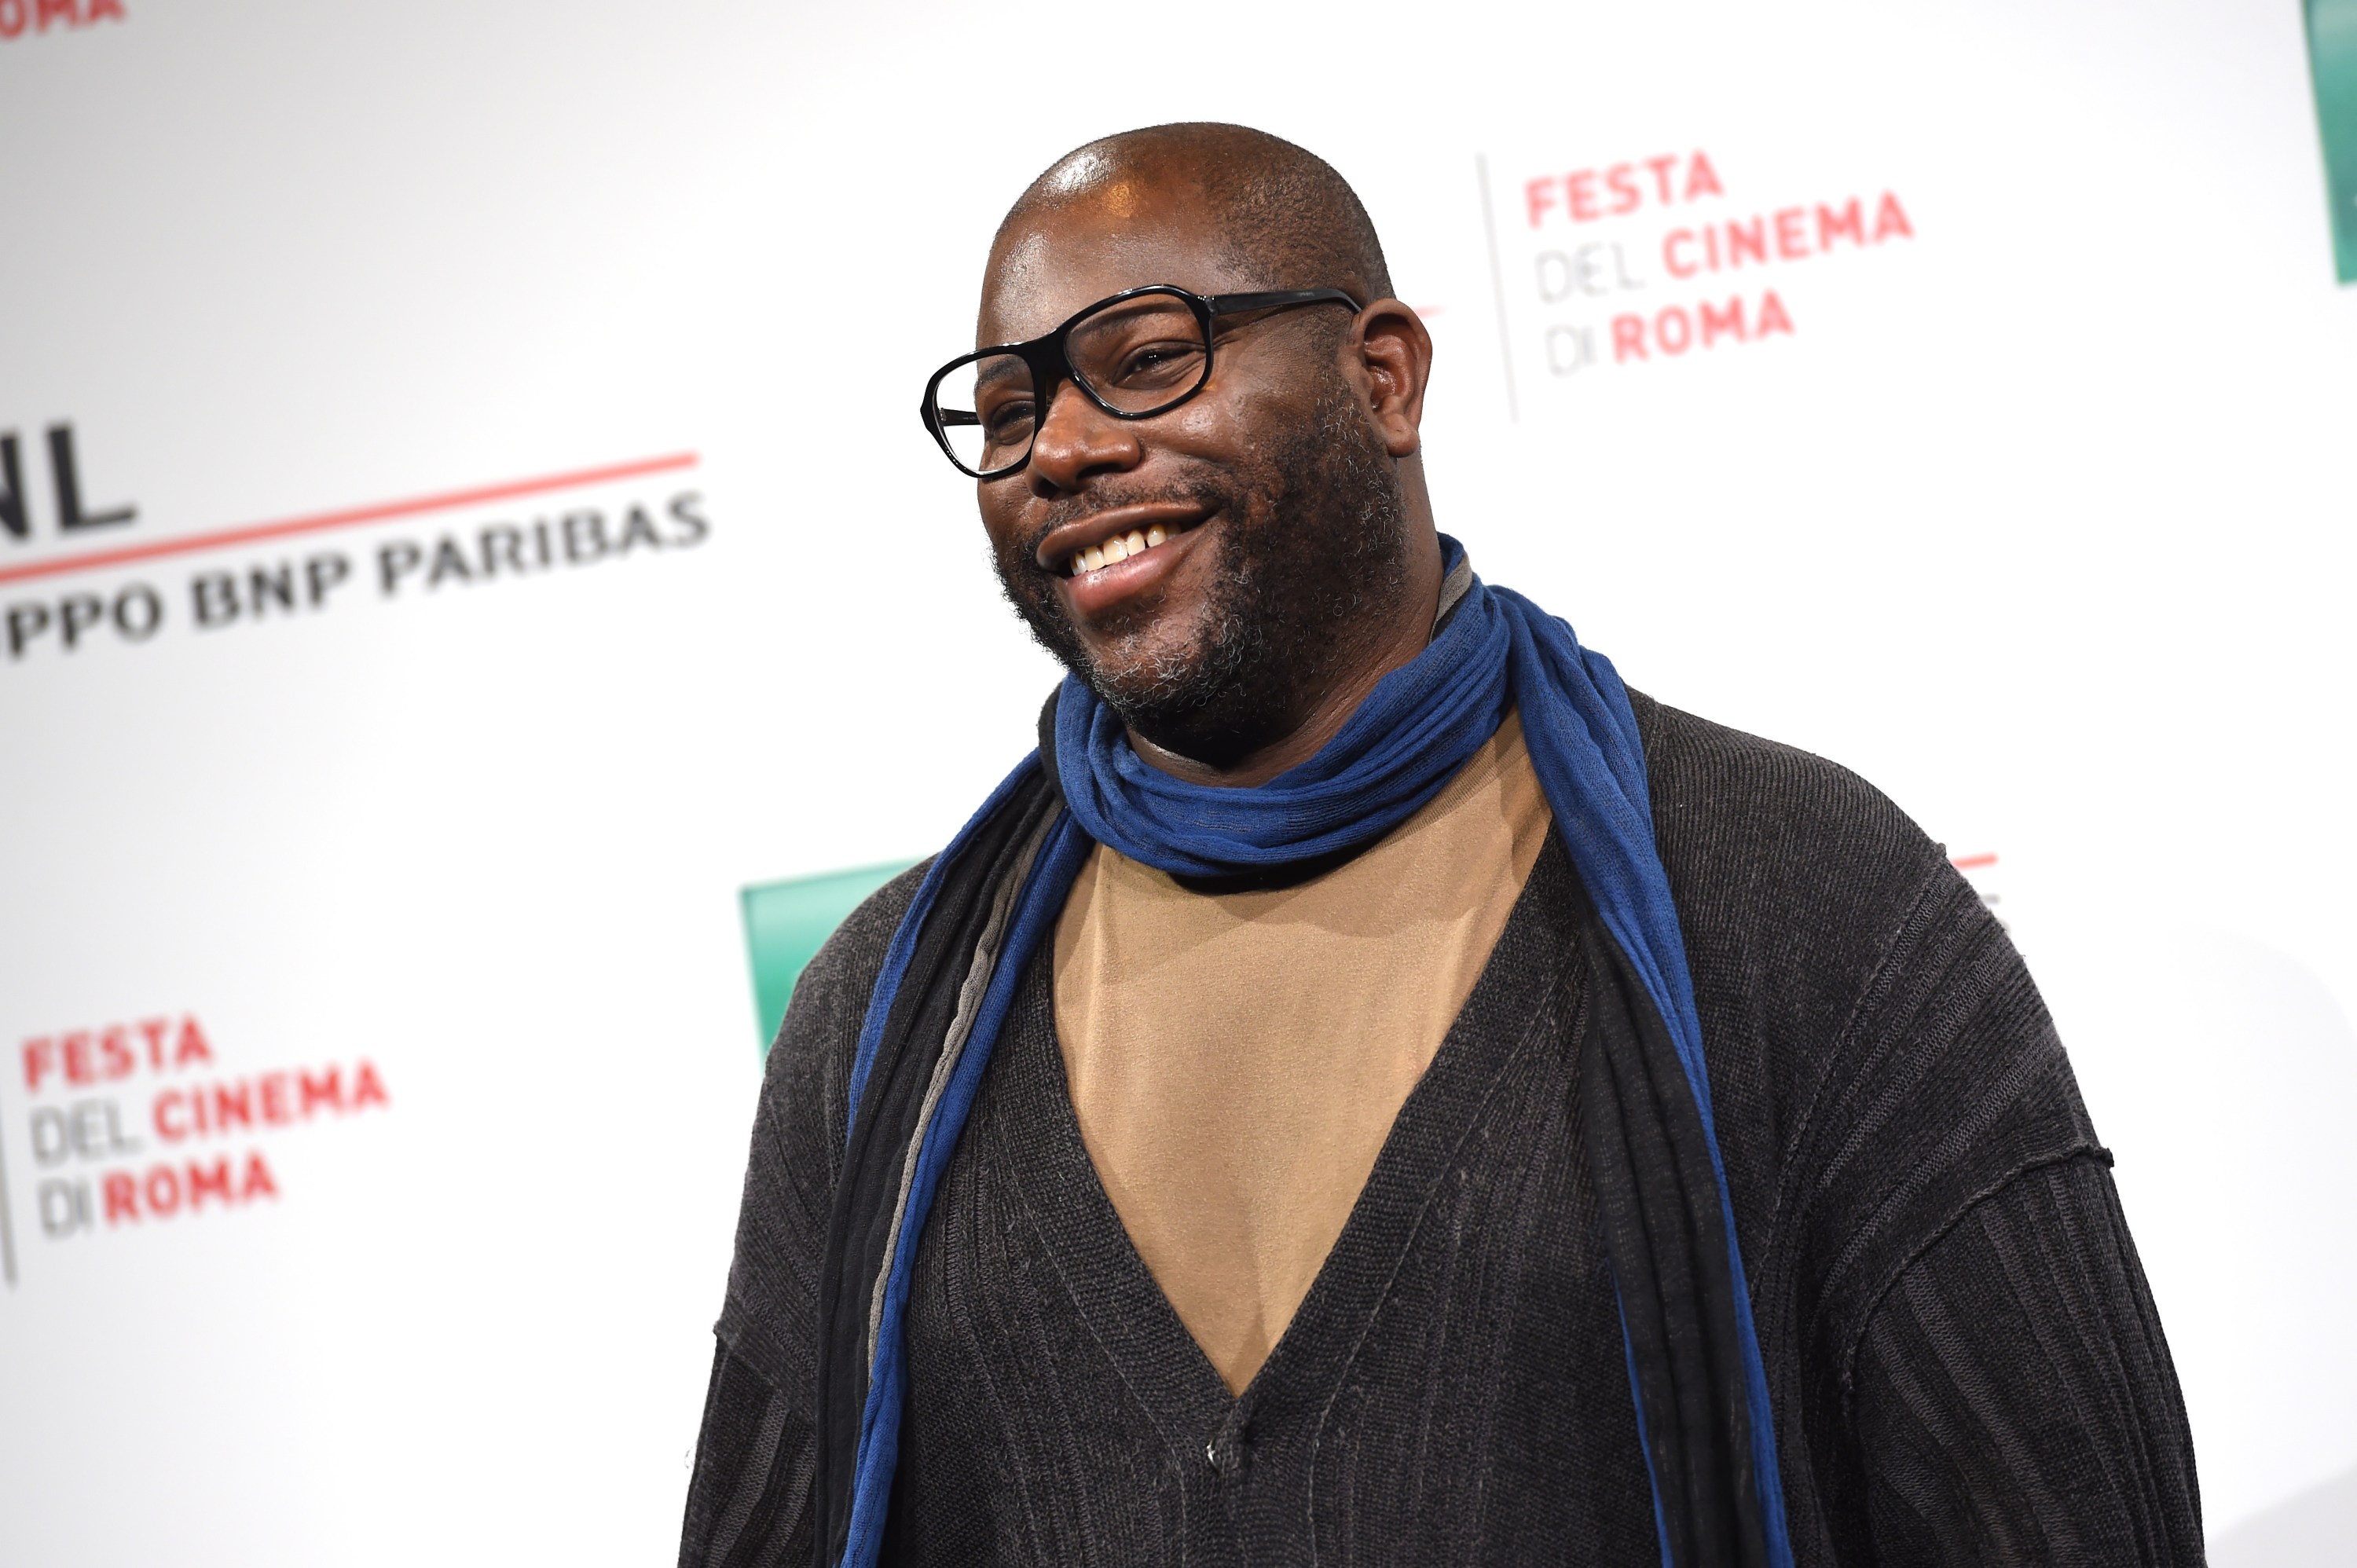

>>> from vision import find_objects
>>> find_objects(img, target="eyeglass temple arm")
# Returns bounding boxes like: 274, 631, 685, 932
1203, 288, 1364, 314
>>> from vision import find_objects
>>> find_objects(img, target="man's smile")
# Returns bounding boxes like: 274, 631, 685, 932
1037, 501, 1213, 614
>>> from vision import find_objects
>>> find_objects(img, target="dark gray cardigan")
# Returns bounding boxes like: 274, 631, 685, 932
682, 693, 2202, 1566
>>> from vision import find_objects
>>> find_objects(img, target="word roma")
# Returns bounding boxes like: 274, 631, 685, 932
38, 1151, 284, 1233
1541, 291, 1797, 376
1613, 290, 1795, 362
103, 1152, 277, 1225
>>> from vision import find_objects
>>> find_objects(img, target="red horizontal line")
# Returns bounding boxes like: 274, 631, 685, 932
0, 452, 700, 588
1951, 852, 1998, 870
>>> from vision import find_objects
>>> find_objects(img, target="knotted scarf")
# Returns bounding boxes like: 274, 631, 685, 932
813, 538, 1794, 1568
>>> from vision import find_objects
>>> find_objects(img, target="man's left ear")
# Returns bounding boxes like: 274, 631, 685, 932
1349, 300, 1434, 459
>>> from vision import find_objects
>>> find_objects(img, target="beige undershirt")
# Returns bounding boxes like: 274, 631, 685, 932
1051, 712, 1552, 1393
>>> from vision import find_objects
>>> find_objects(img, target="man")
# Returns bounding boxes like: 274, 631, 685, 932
682, 124, 2201, 1566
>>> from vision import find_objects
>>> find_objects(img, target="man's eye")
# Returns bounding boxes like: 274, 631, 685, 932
1116, 342, 1202, 382
984, 401, 1036, 438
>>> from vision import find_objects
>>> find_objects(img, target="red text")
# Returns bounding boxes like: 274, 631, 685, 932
1662, 193, 1913, 278
23, 1015, 214, 1094
1612, 291, 1795, 362
101, 1151, 278, 1225
0, 0, 125, 41
153, 1059, 390, 1143
1527, 151, 1724, 227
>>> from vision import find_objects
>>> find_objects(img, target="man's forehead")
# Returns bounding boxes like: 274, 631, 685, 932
977, 187, 1259, 346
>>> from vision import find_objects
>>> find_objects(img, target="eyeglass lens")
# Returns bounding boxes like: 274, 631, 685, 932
934, 292, 1209, 474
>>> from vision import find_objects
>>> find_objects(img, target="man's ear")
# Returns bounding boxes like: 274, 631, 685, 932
1347, 300, 1434, 459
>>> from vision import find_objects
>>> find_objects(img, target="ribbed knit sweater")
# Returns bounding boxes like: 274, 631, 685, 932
681, 692, 2203, 1566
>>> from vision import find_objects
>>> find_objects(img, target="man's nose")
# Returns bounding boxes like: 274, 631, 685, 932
1025, 379, 1145, 496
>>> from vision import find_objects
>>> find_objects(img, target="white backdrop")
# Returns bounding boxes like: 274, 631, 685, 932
2, 2, 2350, 1562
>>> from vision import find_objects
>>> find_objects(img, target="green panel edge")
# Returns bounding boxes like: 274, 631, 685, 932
740, 859, 918, 1053
2311, 0, 2357, 284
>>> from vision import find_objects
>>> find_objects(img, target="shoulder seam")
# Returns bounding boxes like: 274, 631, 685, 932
1761, 853, 1955, 1239
714, 1295, 790, 1394
1832, 1145, 2111, 1412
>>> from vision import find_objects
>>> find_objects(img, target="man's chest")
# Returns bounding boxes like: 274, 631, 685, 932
1047, 715, 1552, 1393
884, 843, 1662, 1566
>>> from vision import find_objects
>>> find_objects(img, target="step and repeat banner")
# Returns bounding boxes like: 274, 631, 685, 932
2, 2, 2352, 1562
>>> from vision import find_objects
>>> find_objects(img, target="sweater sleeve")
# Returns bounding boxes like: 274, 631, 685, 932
677, 1339, 817, 1568
1622, 693, 2204, 1561
678, 865, 930, 1568
1849, 1152, 2205, 1565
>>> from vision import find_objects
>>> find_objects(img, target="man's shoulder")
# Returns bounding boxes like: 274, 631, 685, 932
720, 860, 936, 1388
797, 859, 934, 1021
756, 859, 936, 1130
1624, 692, 2093, 1269
1622, 688, 1985, 1104
1628, 687, 1945, 925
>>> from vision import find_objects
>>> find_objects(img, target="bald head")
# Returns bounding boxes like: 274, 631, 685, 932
970, 123, 1441, 782
991, 123, 1393, 318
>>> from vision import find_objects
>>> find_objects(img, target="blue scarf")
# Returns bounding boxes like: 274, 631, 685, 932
819, 539, 1794, 1568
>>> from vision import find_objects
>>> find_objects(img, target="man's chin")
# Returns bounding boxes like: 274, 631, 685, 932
1011, 575, 1216, 702
1073, 634, 1231, 724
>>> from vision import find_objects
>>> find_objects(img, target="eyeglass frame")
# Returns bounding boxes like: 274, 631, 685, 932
918, 284, 1365, 480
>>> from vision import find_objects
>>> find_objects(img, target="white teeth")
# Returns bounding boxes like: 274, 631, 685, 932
1067, 522, 1190, 580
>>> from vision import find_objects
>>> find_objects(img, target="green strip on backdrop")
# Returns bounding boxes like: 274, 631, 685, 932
740, 860, 918, 1053
2311, 0, 2357, 283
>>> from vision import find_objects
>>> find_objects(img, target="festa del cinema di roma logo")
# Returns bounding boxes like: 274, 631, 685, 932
0, 1015, 390, 1288
0, 428, 709, 663
1478, 147, 1915, 412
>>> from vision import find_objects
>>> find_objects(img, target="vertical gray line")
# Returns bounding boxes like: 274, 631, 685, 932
1475, 152, 1519, 423
0, 1109, 18, 1287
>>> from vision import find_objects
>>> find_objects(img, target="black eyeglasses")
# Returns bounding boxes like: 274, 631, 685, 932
919, 284, 1363, 479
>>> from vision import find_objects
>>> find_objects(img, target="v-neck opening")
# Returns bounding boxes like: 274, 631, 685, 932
990, 831, 1587, 1454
